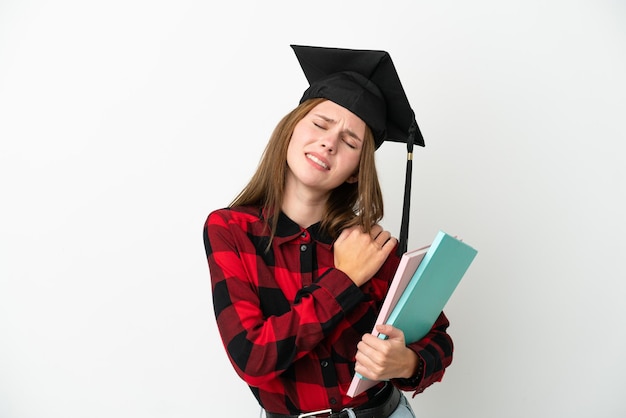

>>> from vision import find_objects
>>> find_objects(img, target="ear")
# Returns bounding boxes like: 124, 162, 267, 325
345, 174, 358, 184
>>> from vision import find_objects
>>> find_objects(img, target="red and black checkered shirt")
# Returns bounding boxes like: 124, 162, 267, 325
203, 206, 453, 414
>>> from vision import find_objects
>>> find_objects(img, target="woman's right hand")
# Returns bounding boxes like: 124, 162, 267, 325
333, 224, 397, 287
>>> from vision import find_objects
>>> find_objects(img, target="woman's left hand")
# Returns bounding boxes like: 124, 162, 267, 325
354, 324, 419, 381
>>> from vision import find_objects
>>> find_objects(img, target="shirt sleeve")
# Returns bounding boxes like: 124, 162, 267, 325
204, 211, 365, 388
391, 311, 454, 396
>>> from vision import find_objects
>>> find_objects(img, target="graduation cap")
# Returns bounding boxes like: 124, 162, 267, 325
291, 44, 425, 254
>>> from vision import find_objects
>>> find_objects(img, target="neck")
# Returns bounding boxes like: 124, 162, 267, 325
282, 177, 329, 229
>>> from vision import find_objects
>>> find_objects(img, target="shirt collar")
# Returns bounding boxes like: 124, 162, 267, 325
273, 211, 334, 246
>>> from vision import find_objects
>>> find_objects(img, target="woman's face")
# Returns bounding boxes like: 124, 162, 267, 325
286, 100, 366, 196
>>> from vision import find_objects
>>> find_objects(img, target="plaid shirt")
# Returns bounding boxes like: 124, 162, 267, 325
203, 206, 453, 414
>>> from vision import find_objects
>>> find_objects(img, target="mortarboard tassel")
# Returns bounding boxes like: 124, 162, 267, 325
397, 121, 417, 256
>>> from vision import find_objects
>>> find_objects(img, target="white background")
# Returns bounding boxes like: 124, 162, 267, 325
1, 1, 625, 417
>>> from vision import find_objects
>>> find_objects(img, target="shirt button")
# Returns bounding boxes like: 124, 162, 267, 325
330, 398, 337, 405
320, 361, 329, 367
301, 231, 307, 238
300, 244, 307, 252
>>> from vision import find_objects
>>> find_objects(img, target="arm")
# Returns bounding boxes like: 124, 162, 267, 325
354, 312, 453, 396
204, 211, 365, 387
394, 312, 454, 395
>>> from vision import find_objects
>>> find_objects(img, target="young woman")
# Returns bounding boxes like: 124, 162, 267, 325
203, 45, 453, 418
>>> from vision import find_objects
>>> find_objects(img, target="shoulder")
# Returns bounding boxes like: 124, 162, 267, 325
206, 205, 263, 225
204, 206, 266, 254
204, 206, 263, 235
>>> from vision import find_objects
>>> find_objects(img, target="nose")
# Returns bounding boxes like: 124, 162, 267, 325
320, 143, 334, 153
319, 132, 338, 154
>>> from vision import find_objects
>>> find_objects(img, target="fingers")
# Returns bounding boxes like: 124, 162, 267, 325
375, 324, 404, 340
355, 327, 409, 381
355, 335, 394, 380
373, 229, 389, 245
370, 225, 396, 250
370, 224, 383, 238
355, 340, 384, 379
334, 224, 397, 287
357, 327, 406, 365
342, 224, 396, 251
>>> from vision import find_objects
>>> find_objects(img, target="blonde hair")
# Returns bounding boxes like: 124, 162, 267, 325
230, 98, 384, 242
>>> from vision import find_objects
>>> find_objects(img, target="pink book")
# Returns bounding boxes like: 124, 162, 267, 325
346, 244, 430, 397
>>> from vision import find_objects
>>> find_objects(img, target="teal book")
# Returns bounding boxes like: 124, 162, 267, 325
383, 230, 477, 344
347, 230, 477, 397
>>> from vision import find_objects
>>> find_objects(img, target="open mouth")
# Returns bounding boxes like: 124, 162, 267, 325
306, 153, 329, 170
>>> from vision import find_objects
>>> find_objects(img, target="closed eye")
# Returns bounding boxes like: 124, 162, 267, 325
342, 137, 357, 149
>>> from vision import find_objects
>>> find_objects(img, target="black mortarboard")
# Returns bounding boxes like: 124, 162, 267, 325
291, 44, 425, 254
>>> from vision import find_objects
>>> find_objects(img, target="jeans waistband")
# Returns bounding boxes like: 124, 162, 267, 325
264, 383, 401, 418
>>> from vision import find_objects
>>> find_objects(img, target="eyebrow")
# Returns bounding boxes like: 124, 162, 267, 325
313, 114, 363, 143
